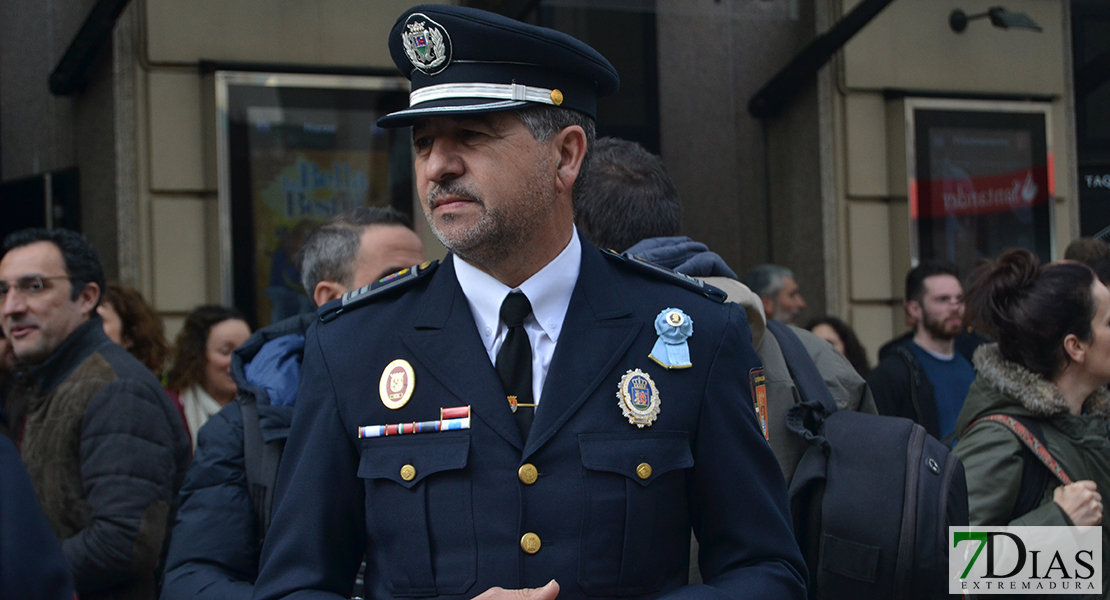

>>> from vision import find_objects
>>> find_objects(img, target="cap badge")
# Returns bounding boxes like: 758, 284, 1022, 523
379, 359, 416, 409
649, 308, 693, 369
617, 369, 660, 428
401, 14, 452, 76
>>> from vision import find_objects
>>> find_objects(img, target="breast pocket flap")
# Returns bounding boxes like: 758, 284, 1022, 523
579, 431, 693, 487
358, 434, 470, 489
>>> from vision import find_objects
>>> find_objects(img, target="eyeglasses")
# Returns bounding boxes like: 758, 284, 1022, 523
0, 276, 73, 298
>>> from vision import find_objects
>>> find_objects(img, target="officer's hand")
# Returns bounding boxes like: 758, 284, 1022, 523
474, 580, 559, 600
1053, 480, 1102, 526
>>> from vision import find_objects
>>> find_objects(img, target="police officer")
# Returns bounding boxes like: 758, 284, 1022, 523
253, 6, 806, 600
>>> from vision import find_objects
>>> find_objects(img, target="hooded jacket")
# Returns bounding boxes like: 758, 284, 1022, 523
161, 313, 312, 600
954, 344, 1110, 597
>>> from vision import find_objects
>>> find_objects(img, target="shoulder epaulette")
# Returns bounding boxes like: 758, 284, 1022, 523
320, 260, 439, 323
600, 248, 727, 303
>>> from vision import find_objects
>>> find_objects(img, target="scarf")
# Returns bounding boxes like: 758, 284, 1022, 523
180, 384, 223, 449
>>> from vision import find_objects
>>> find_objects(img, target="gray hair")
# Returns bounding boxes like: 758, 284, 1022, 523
743, 264, 795, 298
298, 206, 413, 293
513, 105, 596, 208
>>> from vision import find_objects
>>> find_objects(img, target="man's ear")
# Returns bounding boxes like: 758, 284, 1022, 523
314, 281, 348, 307
552, 125, 587, 195
761, 295, 776, 320
78, 283, 100, 319
906, 299, 923, 323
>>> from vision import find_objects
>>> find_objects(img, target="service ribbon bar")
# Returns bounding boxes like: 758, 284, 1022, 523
440, 406, 470, 420
359, 406, 471, 438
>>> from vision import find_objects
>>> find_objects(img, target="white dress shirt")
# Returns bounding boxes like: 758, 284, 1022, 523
454, 228, 582, 407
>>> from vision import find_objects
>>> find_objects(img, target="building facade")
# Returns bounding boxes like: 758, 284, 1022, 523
0, 0, 1083, 359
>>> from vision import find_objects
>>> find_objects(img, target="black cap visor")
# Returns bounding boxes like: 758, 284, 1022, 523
377, 97, 530, 128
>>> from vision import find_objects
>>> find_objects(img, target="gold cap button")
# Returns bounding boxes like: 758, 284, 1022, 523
400, 464, 416, 482
521, 532, 541, 554
636, 463, 652, 480
518, 463, 538, 485
550, 89, 563, 105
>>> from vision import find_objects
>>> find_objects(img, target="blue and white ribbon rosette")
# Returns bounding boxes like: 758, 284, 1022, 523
649, 308, 693, 369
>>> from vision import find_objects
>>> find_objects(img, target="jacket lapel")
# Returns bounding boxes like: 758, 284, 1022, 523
401, 256, 524, 450
525, 243, 640, 457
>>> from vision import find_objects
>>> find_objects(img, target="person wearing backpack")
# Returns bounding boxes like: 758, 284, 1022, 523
161, 207, 426, 600
954, 249, 1110, 596
868, 262, 978, 444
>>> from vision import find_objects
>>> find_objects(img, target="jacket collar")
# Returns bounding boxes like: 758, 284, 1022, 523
27, 316, 110, 396
973, 343, 1110, 418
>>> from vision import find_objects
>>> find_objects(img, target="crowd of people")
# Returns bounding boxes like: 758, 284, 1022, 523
2, 4, 1110, 600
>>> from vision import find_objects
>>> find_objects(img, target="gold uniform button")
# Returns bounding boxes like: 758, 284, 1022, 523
400, 464, 416, 482
521, 533, 541, 554
636, 463, 652, 480
518, 463, 538, 485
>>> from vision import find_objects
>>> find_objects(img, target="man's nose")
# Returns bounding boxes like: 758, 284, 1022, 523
1, 290, 26, 316
423, 141, 464, 183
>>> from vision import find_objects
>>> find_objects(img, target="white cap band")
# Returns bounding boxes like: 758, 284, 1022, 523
410, 82, 557, 107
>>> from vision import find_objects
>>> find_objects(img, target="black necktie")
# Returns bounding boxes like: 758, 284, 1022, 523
497, 292, 534, 440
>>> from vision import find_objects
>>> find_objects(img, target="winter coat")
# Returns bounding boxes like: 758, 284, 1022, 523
954, 343, 1110, 598
161, 313, 310, 600
1, 433, 74, 600
8, 317, 191, 600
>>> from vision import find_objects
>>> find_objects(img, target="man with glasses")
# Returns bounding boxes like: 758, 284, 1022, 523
868, 261, 976, 443
0, 228, 190, 600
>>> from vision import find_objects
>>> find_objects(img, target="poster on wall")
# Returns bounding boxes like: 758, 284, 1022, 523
907, 100, 1053, 279
216, 72, 411, 328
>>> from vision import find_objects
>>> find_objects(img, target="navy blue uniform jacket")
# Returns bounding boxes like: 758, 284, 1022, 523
253, 242, 807, 600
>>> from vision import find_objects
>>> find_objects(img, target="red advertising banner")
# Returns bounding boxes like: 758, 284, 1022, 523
917, 166, 1049, 220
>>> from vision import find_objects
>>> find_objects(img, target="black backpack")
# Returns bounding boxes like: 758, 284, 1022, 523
767, 321, 969, 599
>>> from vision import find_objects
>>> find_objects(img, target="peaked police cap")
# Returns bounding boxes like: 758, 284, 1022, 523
377, 5, 619, 128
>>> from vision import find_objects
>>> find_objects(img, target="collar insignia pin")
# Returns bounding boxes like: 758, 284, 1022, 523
617, 369, 660, 428
379, 359, 416, 409
649, 308, 693, 369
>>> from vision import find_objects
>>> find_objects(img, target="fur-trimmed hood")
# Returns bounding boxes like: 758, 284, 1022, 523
967, 343, 1110, 420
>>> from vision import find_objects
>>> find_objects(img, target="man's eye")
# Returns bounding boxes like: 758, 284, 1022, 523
413, 137, 432, 151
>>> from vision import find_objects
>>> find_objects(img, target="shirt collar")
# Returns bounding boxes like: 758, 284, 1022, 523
454, 228, 581, 344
